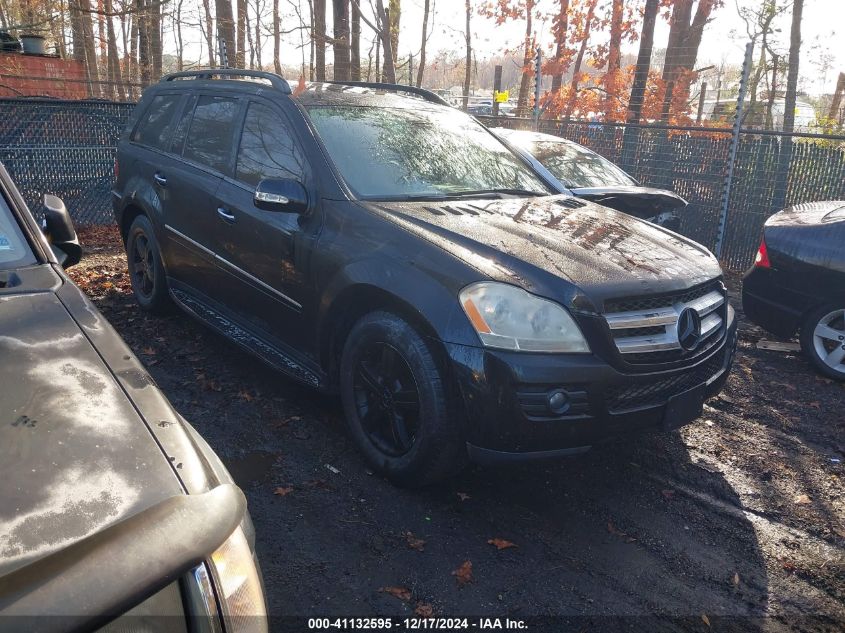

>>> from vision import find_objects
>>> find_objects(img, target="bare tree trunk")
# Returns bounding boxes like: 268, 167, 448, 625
516, 0, 534, 116
129, 8, 138, 96
604, 0, 623, 112
105, 0, 122, 97
81, 0, 101, 93
351, 0, 361, 80
773, 0, 803, 209
136, 0, 151, 85
375, 32, 380, 81
563, 0, 596, 118
314, 0, 326, 80
216, 0, 236, 66
375, 0, 395, 82
782, 0, 802, 133
236, 0, 246, 67
150, 0, 162, 80
462, 0, 470, 110
660, 0, 717, 120
550, 0, 570, 93
626, 0, 657, 123
202, 0, 216, 66
245, 0, 255, 68
381, 0, 399, 81
273, 0, 282, 73
415, 0, 429, 87
254, 0, 262, 68
174, 0, 184, 71
332, 0, 350, 80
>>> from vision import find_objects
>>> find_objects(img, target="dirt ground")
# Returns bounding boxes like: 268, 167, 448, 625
70, 226, 844, 632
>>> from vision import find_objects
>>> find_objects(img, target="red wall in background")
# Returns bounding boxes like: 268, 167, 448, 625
0, 53, 89, 99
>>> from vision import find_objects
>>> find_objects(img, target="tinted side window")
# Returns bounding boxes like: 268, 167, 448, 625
133, 94, 180, 150
170, 94, 198, 157
235, 103, 306, 187
183, 96, 238, 173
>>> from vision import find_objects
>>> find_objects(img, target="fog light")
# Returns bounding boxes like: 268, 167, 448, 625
548, 390, 570, 414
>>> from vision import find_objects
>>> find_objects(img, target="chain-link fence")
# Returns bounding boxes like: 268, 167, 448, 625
0, 98, 132, 224
483, 115, 845, 270
0, 95, 843, 270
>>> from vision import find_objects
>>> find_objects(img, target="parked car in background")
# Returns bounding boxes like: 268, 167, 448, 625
492, 127, 687, 230
0, 164, 267, 632
113, 72, 736, 486
742, 200, 845, 381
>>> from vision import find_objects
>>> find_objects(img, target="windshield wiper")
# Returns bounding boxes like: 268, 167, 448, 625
441, 188, 547, 199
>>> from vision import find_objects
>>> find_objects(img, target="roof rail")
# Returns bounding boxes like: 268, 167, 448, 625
321, 81, 450, 106
161, 69, 292, 94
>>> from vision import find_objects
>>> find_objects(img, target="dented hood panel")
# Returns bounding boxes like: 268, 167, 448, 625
371, 195, 721, 307
0, 286, 181, 577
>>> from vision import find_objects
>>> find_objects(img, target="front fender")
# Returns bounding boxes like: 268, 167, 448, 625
318, 258, 481, 348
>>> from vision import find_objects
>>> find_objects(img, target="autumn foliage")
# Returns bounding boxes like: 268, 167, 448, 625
482, 0, 725, 123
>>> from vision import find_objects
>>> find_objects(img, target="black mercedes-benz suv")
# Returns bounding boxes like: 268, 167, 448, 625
0, 164, 267, 632
113, 70, 737, 486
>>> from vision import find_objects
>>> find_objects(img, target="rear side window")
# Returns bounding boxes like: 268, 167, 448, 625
170, 94, 198, 157
235, 103, 306, 187
133, 94, 180, 150
183, 96, 239, 173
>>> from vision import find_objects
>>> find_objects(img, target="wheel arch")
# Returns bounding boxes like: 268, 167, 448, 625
317, 261, 479, 388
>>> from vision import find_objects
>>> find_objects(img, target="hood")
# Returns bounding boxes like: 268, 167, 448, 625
569, 186, 687, 215
371, 195, 721, 307
0, 289, 182, 577
765, 200, 845, 227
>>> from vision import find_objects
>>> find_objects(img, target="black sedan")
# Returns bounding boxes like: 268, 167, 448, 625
0, 164, 267, 630
743, 200, 845, 381
492, 127, 687, 230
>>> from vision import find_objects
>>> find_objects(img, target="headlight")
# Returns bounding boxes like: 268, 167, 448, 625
459, 282, 590, 353
208, 527, 268, 633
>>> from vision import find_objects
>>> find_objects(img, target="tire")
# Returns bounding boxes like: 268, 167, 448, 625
799, 303, 845, 381
339, 311, 466, 486
126, 215, 171, 314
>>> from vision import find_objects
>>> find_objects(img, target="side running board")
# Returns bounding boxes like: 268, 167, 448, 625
170, 288, 323, 389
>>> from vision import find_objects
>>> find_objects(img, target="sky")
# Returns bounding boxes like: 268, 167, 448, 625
171, 0, 844, 96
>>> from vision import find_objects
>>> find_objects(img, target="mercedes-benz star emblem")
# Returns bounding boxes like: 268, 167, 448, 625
677, 307, 702, 351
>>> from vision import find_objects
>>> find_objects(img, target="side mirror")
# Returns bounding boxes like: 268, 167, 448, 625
43, 194, 82, 268
254, 178, 308, 214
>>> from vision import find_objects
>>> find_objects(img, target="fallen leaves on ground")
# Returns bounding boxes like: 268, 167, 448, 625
487, 538, 517, 550
273, 486, 294, 496
794, 494, 811, 505
403, 531, 426, 551
414, 602, 434, 617
732, 572, 740, 587
661, 489, 675, 500
452, 560, 473, 586
379, 586, 411, 602
701, 614, 711, 627
456, 492, 471, 501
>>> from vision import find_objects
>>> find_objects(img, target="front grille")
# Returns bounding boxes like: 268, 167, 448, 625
605, 349, 726, 413
604, 280, 722, 314
602, 280, 727, 366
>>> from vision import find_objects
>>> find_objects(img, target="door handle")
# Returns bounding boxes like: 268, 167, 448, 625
153, 172, 167, 187
217, 207, 236, 223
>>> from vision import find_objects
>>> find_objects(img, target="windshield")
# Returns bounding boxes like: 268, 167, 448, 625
306, 105, 549, 200
0, 194, 36, 270
528, 140, 635, 188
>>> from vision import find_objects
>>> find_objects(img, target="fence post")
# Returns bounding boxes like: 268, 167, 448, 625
533, 47, 542, 131
715, 41, 753, 259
